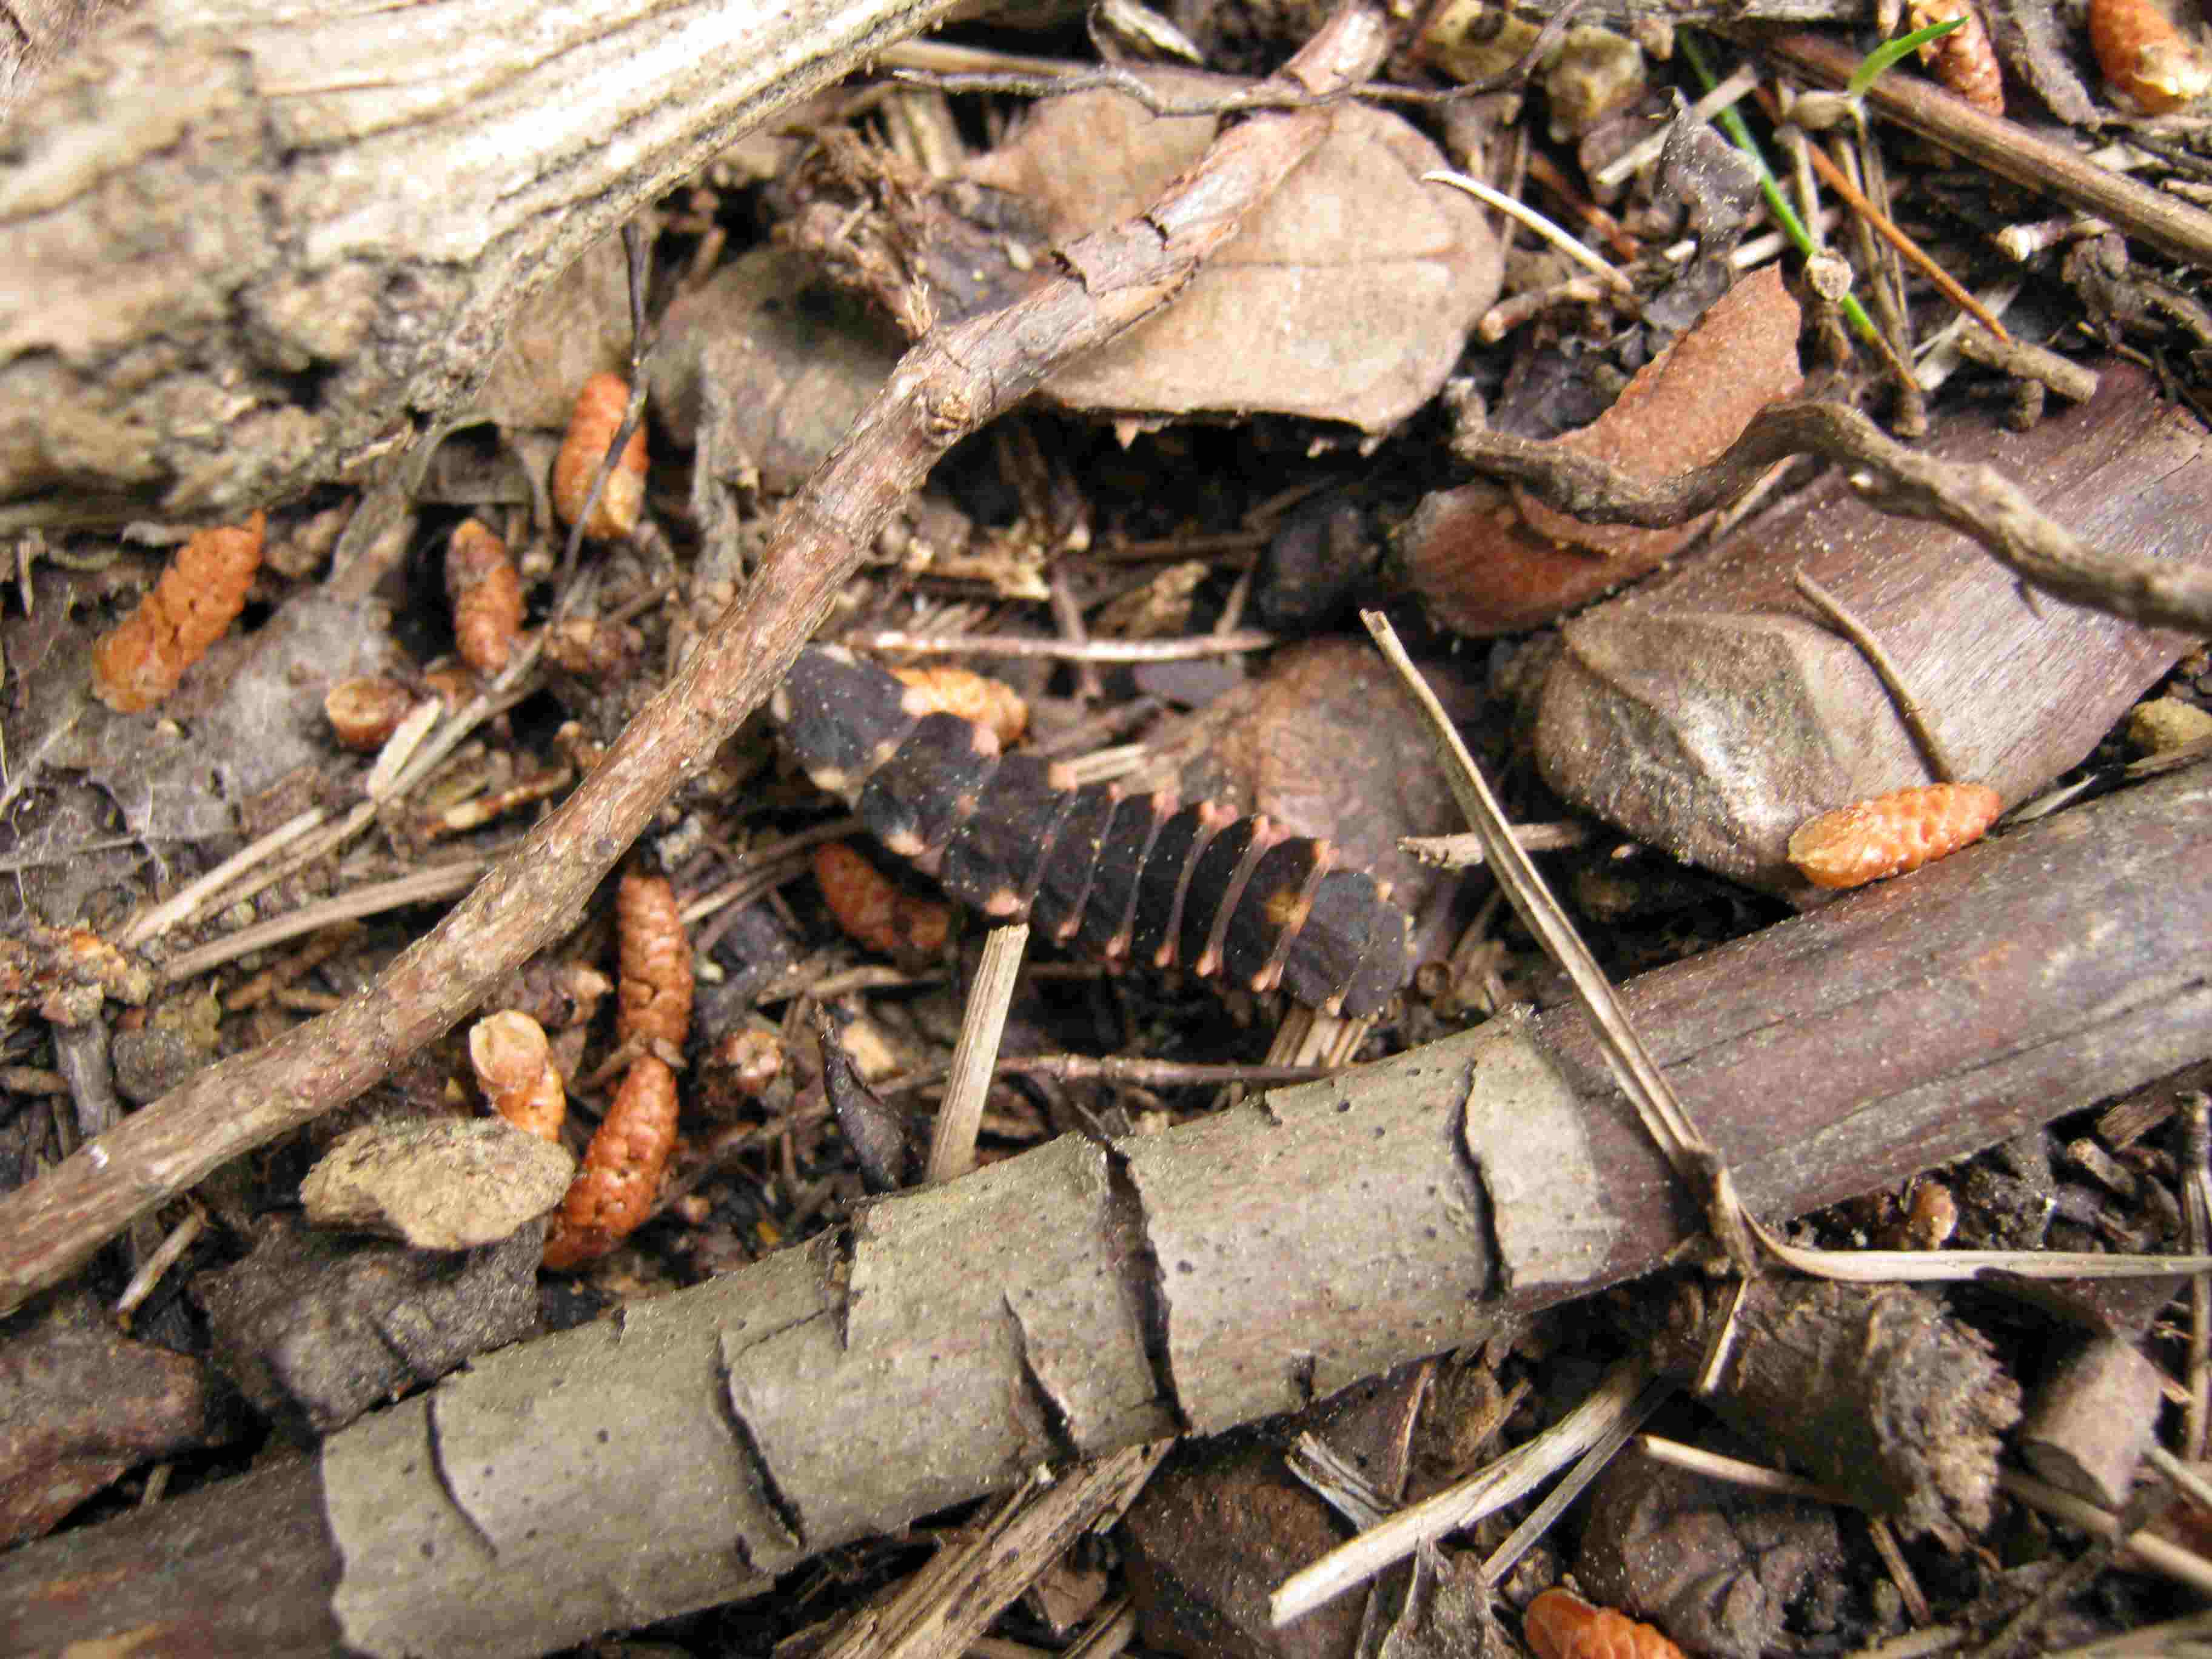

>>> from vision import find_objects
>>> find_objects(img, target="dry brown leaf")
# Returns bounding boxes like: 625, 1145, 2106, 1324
962, 69, 1502, 434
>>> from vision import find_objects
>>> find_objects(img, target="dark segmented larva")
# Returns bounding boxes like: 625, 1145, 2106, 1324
770, 646, 1419, 1017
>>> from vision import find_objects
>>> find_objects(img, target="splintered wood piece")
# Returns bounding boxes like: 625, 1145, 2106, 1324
1787, 783, 2003, 890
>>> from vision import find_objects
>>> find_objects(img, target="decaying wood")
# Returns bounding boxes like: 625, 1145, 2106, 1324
1530, 361, 2207, 897
3, 765, 2207, 1656
0, 0, 1398, 1320
2019, 1338, 2165, 1510
0, 0, 971, 525
1655, 1279, 2019, 1537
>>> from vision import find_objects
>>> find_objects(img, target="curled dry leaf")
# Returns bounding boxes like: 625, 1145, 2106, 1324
1394, 267, 1803, 635
615, 872, 693, 1053
90, 511, 267, 712
1786, 782, 2003, 890
1524, 1589, 1686, 1659
542, 1055, 680, 1270
551, 370, 647, 540
2088, 0, 2212, 112
445, 518, 525, 674
324, 677, 418, 752
468, 1010, 568, 1143
812, 840, 954, 964
1908, 0, 2006, 113
890, 662, 1029, 748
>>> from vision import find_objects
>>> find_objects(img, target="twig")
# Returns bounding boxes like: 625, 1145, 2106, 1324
1954, 329, 2099, 403
118, 806, 326, 950
1478, 1374, 1674, 1584
879, 1054, 1340, 1097
923, 923, 1028, 1184
1792, 567, 1965, 782
2002, 1470, 2212, 1597
1422, 169, 1635, 295
1270, 1359, 1654, 1625
1755, 85, 2009, 341
0, 0, 1404, 1319
883, 0, 1583, 113
1398, 822, 1592, 868
155, 862, 492, 983
1447, 399, 2212, 632
1759, 31, 2212, 270
846, 629, 1277, 661
1363, 611, 1760, 1274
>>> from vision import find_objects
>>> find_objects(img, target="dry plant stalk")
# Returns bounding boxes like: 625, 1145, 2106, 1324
90, 511, 267, 712
1907, 0, 2005, 112
2088, 0, 2212, 112
813, 841, 954, 960
1524, 1587, 1687, 1659
468, 1010, 568, 1142
891, 663, 1030, 747
543, 1054, 680, 1269
445, 518, 525, 674
552, 371, 648, 540
615, 871, 694, 1053
1787, 782, 2004, 890
324, 677, 419, 752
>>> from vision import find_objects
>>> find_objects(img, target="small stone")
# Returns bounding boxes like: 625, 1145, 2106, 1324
301, 1118, 575, 1251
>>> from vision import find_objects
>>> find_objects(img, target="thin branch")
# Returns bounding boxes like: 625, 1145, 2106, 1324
1447, 398, 2212, 632
1759, 30, 2212, 270
846, 629, 1278, 661
1792, 567, 1965, 783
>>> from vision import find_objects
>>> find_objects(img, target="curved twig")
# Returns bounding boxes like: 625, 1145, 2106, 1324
1451, 398, 2212, 632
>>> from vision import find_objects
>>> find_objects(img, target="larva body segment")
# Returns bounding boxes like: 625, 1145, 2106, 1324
772, 646, 1419, 1016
